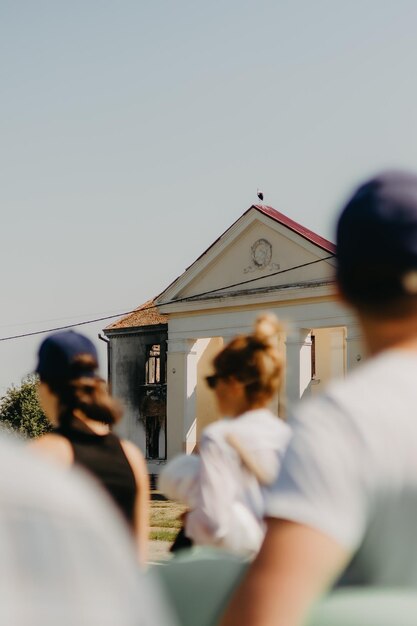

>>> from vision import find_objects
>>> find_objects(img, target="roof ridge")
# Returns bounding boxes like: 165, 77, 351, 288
252, 205, 336, 254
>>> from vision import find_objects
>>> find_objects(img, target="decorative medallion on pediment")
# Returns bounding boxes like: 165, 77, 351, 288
244, 238, 280, 273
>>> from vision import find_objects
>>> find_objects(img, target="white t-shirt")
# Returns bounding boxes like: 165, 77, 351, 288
0, 434, 175, 626
184, 409, 291, 556
266, 349, 417, 586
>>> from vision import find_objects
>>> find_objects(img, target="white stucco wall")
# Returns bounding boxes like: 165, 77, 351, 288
164, 297, 361, 458
196, 337, 224, 439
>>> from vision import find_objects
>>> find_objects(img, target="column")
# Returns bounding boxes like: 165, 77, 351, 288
166, 338, 198, 459
285, 329, 312, 414
345, 325, 365, 371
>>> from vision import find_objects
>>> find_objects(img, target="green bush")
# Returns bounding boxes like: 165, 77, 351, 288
0, 375, 51, 439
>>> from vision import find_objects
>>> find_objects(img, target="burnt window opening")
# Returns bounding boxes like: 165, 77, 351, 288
145, 344, 161, 384
145, 415, 166, 460
311, 334, 316, 379
141, 340, 167, 459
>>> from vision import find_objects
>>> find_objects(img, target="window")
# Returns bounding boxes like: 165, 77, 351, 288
311, 334, 316, 379
142, 342, 167, 459
145, 344, 161, 384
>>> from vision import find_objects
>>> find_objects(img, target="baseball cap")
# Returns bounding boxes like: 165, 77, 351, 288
336, 170, 417, 303
36, 330, 98, 383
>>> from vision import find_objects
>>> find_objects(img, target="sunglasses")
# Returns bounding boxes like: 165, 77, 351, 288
205, 374, 227, 389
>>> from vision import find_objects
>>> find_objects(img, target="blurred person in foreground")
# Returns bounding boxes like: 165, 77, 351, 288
160, 314, 291, 557
30, 330, 149, 564
0, 434, 173, 625
221, 171, 417, 626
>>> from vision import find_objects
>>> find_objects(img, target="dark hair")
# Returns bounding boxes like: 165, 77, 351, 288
213, 314, 284, 404
43, 354, 122, 427
336, 251, 417, 319
336, 171, 417, 319
338, 272, 417, 320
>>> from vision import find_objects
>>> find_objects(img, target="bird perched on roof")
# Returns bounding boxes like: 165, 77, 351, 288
257, 189, 264, 202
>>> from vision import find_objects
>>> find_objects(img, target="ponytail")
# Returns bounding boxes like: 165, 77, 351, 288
44, 354, 122, 427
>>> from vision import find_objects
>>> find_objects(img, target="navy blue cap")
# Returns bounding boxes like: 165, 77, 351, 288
36, 330, 98, 383
336, 170, 417, 301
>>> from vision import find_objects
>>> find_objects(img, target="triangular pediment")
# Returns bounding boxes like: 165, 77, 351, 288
157, 206, 336, 307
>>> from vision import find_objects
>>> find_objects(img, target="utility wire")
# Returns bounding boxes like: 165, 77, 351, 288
0, 254, 335, 343
178, 255, 334, 300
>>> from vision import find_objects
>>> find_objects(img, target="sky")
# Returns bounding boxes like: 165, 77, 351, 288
1, 0, 417, 393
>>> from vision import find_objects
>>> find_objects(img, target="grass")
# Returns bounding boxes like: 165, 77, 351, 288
150, 493, 186, 543
150, 529, 179, 542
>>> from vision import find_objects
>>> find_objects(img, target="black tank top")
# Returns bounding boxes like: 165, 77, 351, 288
54, 425, 137, 528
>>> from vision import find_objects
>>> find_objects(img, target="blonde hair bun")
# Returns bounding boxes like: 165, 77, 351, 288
213, 312, 284, 403
253, 313, 281, 347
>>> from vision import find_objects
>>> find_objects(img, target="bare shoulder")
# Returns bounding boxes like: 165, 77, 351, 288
120, 439, 148, 483
29, 433, 73, 466
120, 439, 146, 468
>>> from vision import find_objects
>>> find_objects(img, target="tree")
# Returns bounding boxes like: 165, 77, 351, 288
0, 376, 51, 439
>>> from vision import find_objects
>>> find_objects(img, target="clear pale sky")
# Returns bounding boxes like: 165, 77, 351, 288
1, 1, 417, 393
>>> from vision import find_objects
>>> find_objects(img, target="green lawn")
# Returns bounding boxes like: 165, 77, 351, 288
150, 495, 186, 543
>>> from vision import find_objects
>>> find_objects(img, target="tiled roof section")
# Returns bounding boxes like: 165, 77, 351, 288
251, 205, 336, 254
106, 299, 167, 330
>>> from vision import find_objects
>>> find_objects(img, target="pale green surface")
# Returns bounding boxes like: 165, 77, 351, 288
154, 549, 417, 626
307, 589, 417, 626
152, 547, 248, 626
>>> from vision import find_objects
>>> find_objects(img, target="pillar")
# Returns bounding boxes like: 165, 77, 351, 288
166, 338, 198, 459
285, 329, 312, 413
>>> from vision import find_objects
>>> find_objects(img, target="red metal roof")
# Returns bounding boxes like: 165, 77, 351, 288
250, 205, 336, 254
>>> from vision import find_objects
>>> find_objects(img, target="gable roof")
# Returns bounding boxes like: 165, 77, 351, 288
107, 204, 336, 328
184, 204, 335, 273
252, 205, 336, 254
105, 299, 167, 331
156, 204, 336, 303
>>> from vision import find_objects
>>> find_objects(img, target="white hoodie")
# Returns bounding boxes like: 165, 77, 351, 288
159, 409, 291, 557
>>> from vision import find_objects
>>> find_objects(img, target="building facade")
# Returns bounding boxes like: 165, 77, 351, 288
104, 205, 364, 472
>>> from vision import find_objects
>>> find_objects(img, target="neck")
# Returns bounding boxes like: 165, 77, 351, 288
358, 312, 417, 356
232, 400, 268, 418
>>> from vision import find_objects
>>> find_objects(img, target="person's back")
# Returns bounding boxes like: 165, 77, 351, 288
198, 408, 291, 548
279, 349, 417, 587
0, 433, 173, 625
185, 407, 290, 556
52, 424, 137, 527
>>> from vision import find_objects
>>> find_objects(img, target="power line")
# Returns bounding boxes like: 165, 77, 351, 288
0, 254, 335, 343
179, 255, 334, 300
0, 309, 126, 330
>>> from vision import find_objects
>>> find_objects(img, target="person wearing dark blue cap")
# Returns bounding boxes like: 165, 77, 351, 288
30, 330, 150, 565
221, 171, 417, 626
